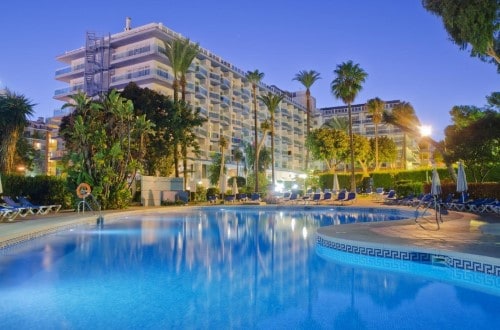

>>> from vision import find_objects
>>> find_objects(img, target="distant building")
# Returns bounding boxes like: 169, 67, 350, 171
54, 20, 310, 189
24, 117, 60, 176
318, 100, 421, 170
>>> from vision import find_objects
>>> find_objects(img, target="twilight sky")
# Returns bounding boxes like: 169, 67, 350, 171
1, 0, 498, 140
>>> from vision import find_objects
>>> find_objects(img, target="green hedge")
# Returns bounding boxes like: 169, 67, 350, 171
1, 174, 71, 209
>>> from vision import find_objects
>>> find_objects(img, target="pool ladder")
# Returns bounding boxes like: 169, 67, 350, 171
77, 194, 104, 225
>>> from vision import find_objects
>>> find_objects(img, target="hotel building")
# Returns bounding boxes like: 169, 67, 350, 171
54, 20, 308, 189
318, 100, 421, 170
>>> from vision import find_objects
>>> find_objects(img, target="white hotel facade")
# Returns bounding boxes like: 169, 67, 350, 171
54, 20, 421, 188
54, 21, 309, 189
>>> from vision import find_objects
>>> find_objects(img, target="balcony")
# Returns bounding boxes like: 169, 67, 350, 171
54, 84, 84, 98
210, 132, 220, 141
55, 63, 85, 81
221, 115, 230, 126
209, 72, 220, 85
241, 88, 251, 100
209, 111, 220, 122
196, 106, 208, 118
196, 127, 207, 137
194, 65, 208, 79
220, 96, 231, 108
195, 86, 208, 99
210, 92, 220, 103
220, 77, 231, 90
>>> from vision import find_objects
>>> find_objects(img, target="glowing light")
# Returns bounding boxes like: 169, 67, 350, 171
419, 125, 432, 137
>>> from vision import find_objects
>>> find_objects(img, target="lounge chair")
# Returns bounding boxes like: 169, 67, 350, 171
466, 198, 496, 213
285, 192, 299, 204
250, 193, 261, 202
281, 192, 291, 203
207, 195, 217, 204
447, 193, 470, 211
224, 195, 235, 203
332, 191, 348, 204
383, 190, 397, 204
0, 205, 21, 221
338, 192, 357, 205
411, 193, 433, 208
18, 196, 61, 214
236, 193, 247, 202
310, 193, 322, 205
319, 192, 333, 204
1, 197, 31, 217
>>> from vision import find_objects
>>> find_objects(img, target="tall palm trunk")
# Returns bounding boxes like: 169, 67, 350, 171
375, 123, 379, 170
305, 89, 311, 171
271, 116, 275, 188
348, 103, 355, 192
252, 84, 259, 193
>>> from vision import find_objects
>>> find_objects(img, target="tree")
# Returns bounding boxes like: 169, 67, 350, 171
383, 101, 420, 169
330, 61, 368, 192
121, 82, 176, 176
258, 92, 284, 189
246, 69, 265, 192
422, 0, 500, 71
0, 90, 35, 173
369, 136, 398, 169
219, 136, 228, 197
352, 134, 371, 177
233, 149, 244, 177
306, 127, 349, 172
444, 109, 500, 181
323, 116, 349, 132
293, 70, 321, 170
366, 97, 385, 170
162, 37, 200, 179
60, 90, 154, 209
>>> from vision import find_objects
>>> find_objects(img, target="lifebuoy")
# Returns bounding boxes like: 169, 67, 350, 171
76, 183, 92, 199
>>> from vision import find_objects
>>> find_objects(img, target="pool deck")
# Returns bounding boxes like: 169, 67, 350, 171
1, 198, 499, 262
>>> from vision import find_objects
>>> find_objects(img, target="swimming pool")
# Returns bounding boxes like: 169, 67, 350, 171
1, 206, 498, 329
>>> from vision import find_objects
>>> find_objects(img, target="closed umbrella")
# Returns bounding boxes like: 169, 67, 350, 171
456, 162, 468, 201
220, 174, 226, 194
0, 174, 3, 195
333, 173, 339, 193
430, 167, 442, 228
431, 168, 441, 196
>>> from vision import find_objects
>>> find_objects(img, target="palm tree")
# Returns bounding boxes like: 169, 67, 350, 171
0, 90, 35, 173
293, 70, 321, 171
246, 69, 265, 192
163, 37, 200, 186
383, 101, 420, 170
330, 61, 368, 192
233, 149, 244, 177
258, 92, 284, 189
366, 97, 385, 170
219, 136, 228, 198
323, 117, 349, 132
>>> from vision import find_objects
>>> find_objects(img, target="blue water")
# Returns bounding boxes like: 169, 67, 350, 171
0, 206, 498, 329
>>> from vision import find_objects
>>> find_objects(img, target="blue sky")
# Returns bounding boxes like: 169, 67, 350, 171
1, 0, 498, 140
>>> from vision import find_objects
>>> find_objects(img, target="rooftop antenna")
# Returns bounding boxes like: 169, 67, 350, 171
125, 17, 131, 31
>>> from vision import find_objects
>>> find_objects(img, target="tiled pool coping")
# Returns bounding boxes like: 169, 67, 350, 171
316, 234, 500, 277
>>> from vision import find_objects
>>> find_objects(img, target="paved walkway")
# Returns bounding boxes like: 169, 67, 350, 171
1, 198, 499, 261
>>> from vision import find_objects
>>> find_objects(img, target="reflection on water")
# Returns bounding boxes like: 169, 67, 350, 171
0, 207, 498, 329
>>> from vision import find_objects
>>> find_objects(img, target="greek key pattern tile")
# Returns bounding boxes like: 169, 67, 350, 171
317, 236, 499, 276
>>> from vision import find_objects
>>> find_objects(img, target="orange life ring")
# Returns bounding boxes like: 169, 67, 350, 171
76, 183, 92, 198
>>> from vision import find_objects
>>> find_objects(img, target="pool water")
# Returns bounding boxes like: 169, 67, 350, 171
0, 206, 498, 329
